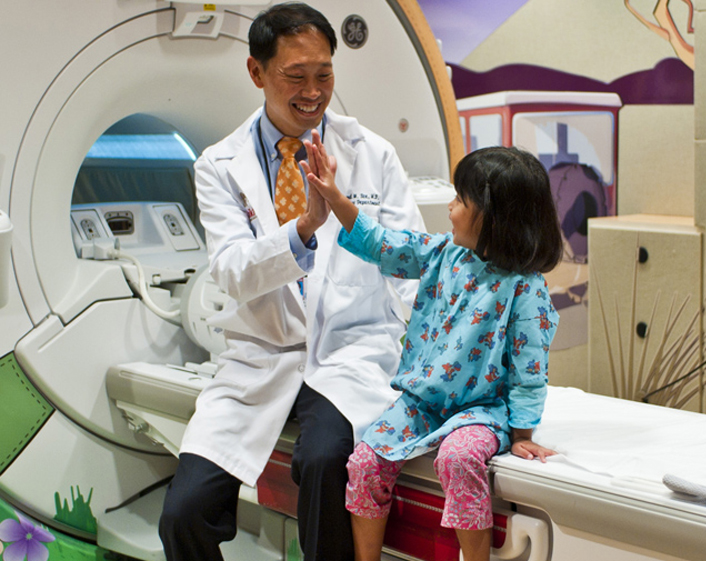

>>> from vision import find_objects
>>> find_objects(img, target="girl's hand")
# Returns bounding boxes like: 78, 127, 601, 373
302, 129, 338, 202
302, 129, 359, 232
511, 439, 556, 463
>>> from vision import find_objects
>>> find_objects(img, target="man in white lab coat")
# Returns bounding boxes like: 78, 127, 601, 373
158, 3, 424, 560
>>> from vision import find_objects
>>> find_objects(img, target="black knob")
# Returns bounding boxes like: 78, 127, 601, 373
638, 247, 649, 264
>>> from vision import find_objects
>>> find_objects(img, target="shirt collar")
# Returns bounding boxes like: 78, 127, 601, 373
260, 104, 325, 162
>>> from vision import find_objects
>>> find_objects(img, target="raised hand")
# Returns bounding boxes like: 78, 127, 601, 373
302, 129, 358, 233
295, 130, 333, 243
302, 129, 337, 201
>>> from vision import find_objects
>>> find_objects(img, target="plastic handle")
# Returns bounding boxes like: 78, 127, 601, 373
460, 509, 549, 561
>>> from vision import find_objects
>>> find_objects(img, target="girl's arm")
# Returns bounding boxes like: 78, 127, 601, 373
506, 276, 560, 462
304, 129, 436, 279
302, 130, 358, 232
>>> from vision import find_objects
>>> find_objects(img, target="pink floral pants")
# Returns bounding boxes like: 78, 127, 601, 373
345, 424, 499, 530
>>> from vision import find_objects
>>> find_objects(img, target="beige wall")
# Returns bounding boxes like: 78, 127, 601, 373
618, 105, 694, 216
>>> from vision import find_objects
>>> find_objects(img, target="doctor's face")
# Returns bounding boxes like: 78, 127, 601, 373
247, 27, 334, 138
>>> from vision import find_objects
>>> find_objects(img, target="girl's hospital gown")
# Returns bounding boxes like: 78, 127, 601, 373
338, 212, 559, 461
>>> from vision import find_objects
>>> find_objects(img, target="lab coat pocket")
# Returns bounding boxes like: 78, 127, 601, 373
328, 243, 381, 287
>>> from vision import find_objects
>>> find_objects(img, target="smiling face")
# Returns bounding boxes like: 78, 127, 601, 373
247, 27, 334, 138
448, 194, 484, 250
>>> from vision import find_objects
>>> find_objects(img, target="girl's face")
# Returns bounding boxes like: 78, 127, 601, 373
448, 194, 483, 250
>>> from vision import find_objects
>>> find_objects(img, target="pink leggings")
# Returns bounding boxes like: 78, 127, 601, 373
345, 424, 499, 530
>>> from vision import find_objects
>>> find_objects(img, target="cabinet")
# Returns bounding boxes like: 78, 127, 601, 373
588, 215, 704, 412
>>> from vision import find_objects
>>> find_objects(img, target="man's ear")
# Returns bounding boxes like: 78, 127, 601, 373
247, 56, 264, 89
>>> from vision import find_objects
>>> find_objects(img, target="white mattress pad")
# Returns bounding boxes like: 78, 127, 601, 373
493, 386, 706, 509
487, 386, 706, 560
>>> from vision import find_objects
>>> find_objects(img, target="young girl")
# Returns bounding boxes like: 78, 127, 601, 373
302, 132, 562, 561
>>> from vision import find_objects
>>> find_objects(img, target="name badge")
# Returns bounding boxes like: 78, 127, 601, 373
348, 192, 380, 207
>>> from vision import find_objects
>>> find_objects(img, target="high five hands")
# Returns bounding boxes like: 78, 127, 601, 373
302, 130, 359, 233
296, 129, 335, 243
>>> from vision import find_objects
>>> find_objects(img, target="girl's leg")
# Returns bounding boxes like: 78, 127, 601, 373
345, 442, 405, 561
455, 527, 493, 561
350, 515, 387, 561
433, 425, 500, 561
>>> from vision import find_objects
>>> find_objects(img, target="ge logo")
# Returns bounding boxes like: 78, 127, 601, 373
342, 15, 368, 49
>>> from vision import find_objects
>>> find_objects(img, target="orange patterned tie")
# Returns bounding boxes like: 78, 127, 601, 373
274, 136, 306, 225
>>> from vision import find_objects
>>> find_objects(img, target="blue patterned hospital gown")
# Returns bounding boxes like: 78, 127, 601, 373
338, 212, 559, 461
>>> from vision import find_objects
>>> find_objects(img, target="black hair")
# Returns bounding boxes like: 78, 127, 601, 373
249, 2, 337, 66
453, 146, 563, 274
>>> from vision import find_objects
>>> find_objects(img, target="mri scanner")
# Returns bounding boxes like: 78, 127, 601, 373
1, 1, 706, 560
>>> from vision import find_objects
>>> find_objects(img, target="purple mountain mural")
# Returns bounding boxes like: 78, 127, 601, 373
450, 58, 693, 105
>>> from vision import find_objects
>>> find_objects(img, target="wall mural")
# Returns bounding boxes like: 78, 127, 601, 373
417, 0, 694, 351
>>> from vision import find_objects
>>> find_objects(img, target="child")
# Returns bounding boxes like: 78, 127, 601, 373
302, 131, 562, 561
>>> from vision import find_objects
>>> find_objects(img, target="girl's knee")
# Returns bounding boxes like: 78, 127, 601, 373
434, 426, 498, 482
345, 443, 401, 517
434, 428, 497, 531
346, 442, 383, 487
435, 447, 486, 486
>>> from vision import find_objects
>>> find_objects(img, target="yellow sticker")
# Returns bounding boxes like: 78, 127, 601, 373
204, 4, 216, 11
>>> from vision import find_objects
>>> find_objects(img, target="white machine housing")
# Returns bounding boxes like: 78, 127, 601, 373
0, 0, 459, 557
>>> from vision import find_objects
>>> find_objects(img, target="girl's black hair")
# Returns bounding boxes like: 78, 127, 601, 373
249, 2, 337, 66
453, 146, 563, 274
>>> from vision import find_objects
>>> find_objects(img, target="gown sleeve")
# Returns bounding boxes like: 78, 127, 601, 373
504, 274, 559, 429
338, 211, 450, 281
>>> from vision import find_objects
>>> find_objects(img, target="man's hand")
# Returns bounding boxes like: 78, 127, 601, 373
297, 174, 330, 243
296, 130, 334, 243
302, 129, 338, 201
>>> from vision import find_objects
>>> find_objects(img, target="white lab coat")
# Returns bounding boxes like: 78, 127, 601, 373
180, 108, 425, 486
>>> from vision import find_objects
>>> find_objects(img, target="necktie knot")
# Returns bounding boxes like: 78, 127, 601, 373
277, 136, 303, 160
